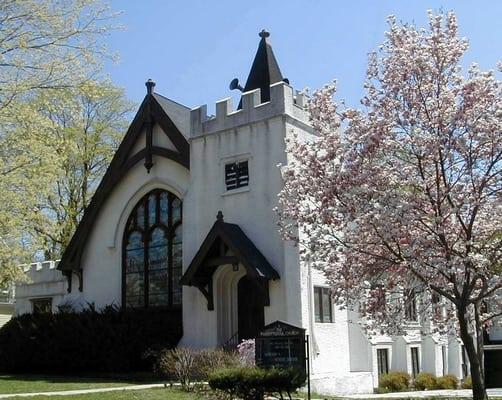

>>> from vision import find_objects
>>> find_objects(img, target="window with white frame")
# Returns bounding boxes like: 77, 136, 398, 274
314, 286, 333, 323
377, 348, 389, 376
405, 288, 418, 321
411, 347, 420, 377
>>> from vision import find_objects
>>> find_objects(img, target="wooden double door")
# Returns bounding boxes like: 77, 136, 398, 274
237, 276, 265, 341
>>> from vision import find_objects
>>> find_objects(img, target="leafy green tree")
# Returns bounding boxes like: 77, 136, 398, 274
0, 0, 116, 110
0, 0, 123, 282
29, 82, 134, 259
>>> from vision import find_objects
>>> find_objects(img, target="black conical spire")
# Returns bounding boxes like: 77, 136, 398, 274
238, 30, 284, 108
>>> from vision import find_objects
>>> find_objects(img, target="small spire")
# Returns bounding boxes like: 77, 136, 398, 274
216, 211, 224, 223
237, 29, 284, 108
145, 79, 156, 95
259, 29, 270, 39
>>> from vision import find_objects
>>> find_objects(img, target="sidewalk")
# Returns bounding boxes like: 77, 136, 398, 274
0, 383, 167, 398
342, 388, 502, 399
1, 384, 501, 399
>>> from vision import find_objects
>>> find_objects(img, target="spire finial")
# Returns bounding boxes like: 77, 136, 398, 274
145, 79, 156, 95
216, 211, 224, 223
259, 29, 270, 39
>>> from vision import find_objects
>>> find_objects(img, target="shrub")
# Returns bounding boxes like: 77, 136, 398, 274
436, 374, 458, 389
0, 304, 182, 374
414, 372, 438, 390
154, 347, 240, 385
196, 348, 240, 379
208, 366, 306, 400
155, 348, 196, 388
461, 375, 472, 389
378, 371, 411, 392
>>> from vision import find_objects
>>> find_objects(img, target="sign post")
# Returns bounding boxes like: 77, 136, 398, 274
255, 321, 310, 400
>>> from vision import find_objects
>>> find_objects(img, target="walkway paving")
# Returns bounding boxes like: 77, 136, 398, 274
1, 384, 501, 399
343, 388, 502, 399
0, 383, 167, 398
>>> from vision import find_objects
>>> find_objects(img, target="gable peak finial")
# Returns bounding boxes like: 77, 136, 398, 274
216, 211, 224, 223
259, 29, 270, 39
145, 79, 156, 95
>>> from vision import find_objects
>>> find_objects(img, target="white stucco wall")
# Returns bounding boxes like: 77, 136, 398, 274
181, 83, 310, 347
15, 261, 67, 315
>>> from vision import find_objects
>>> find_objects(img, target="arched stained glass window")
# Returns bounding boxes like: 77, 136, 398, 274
123, 189, 182, 308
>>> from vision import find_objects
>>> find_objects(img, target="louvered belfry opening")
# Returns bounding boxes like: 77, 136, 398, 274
225, 161, 249, 191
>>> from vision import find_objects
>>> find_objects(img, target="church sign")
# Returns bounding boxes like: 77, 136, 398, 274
255, 321, 307, 374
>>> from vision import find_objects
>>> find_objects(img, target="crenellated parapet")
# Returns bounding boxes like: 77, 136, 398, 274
19, 260, 63, 284
190, 82, 309, 137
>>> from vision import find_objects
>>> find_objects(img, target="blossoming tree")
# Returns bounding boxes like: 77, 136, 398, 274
277, 12, 501, 400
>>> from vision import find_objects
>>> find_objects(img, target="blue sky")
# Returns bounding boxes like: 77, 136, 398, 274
105, 1, 501, 111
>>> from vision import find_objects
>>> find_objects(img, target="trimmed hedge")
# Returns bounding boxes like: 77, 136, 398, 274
209, 366, 306, 400
0, 305, 182, 374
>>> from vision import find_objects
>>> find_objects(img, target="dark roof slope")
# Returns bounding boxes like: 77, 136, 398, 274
181, 216, 280, 287
58, 89, 190, 274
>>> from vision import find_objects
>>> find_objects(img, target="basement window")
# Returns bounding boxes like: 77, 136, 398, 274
31, 298, 52, 314
225, 160, 249, 191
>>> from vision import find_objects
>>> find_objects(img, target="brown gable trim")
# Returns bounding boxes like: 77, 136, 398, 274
58, 93, 190, 275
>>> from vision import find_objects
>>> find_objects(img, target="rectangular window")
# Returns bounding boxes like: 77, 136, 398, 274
411, 347, 420, 378
377, 348, 389, 376
405, 289, 418, 321
442, 345, 447, 376
461, 345, 468, 378
225, 161, 249, 190
32, 298, 52, 315
314, 286, 333, 323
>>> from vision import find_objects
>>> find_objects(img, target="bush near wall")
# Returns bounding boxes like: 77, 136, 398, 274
378, 371, 411, 392
0, 305, 182, 374
436, 374, 459, 389
461, 376, 472, 389
414, 372, 438, 390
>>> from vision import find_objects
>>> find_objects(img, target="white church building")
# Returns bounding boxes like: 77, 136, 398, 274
14, 31, 501, 394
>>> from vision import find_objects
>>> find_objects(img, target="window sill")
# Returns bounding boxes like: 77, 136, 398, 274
221, 186, 250, 197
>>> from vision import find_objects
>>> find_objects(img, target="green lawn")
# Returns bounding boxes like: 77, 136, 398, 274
2, 388, 201, 400
0, 374, 159, 394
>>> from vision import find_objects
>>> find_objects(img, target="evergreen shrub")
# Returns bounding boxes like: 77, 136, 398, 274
0, 304, 182, 374
208, 366, 306, 400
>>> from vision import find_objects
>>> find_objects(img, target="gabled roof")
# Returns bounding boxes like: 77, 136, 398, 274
180, 212, 280, 287
238, 30, 285, 108
58, 83, 190, 274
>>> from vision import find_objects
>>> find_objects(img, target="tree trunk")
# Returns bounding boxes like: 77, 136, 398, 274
457, 306, 488, 400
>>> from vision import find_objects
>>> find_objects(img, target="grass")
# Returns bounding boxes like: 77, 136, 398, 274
1, 388, 202, 400
0, 374, 160, 394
